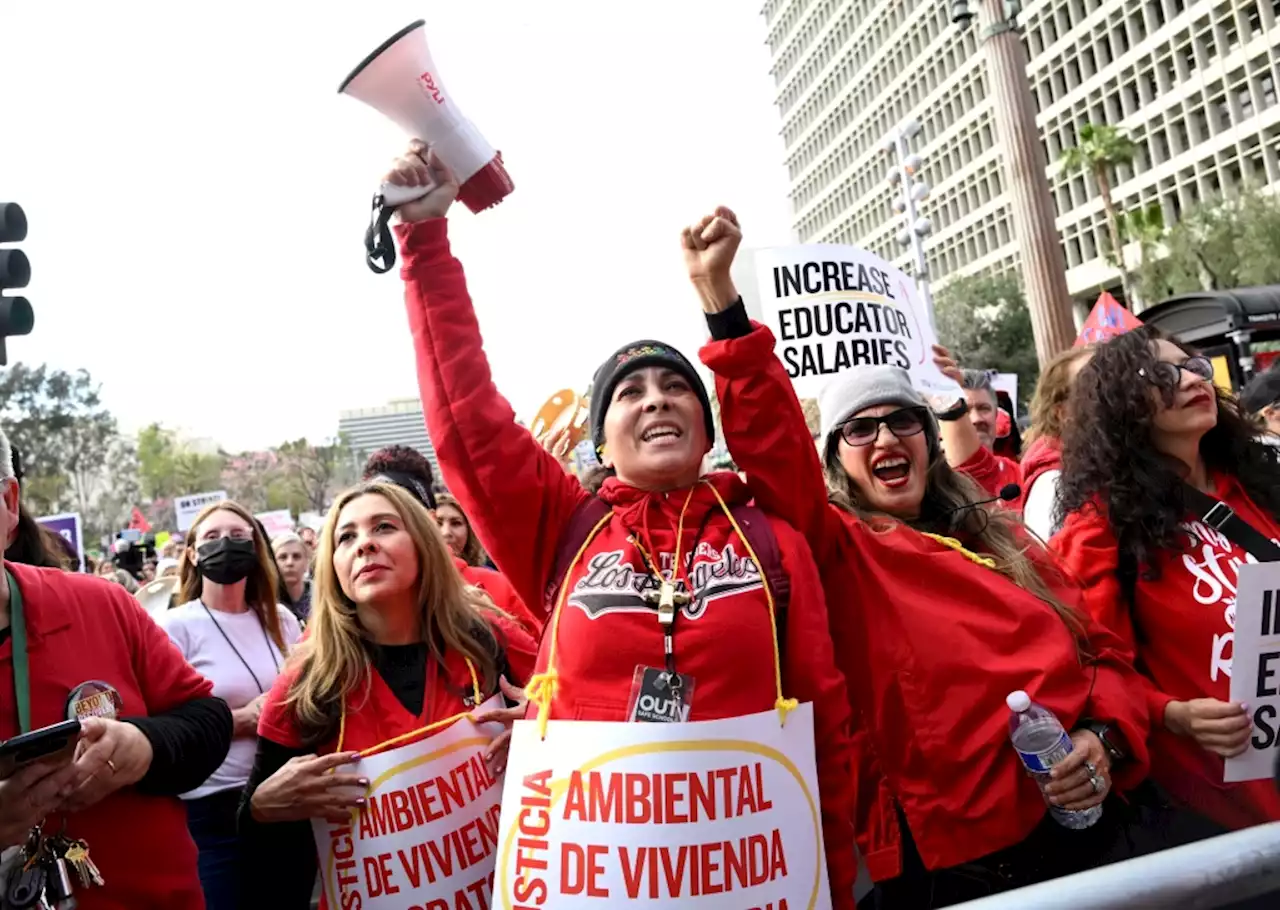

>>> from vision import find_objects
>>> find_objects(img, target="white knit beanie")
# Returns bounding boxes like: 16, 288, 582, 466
818, 366, 928, 449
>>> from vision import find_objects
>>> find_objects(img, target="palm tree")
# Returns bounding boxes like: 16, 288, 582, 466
1116, 202, 1165, 311
1060, 123, 1138, 304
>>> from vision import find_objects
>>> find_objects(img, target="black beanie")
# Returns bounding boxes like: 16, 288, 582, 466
589, 340, 716, 453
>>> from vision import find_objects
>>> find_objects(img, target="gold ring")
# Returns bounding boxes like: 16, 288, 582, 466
105, 759, 117, 773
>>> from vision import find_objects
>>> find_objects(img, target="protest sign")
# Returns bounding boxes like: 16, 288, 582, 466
989, 372, 1019, 419
1226, 562, 1280, 782
37, 513, 83, 570
256, 509, 295, 537
174, 490, 228, 532
494, 704, 830, 910
313, 696, 505, 909
754, 244, 957, 400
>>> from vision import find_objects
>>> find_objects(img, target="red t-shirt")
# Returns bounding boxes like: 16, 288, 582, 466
1054, 477, 1280, 828
0, 563, 214, 910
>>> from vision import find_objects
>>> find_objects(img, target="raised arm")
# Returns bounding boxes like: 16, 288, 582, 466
685, 207, 841, 563
389, 142, 589, 611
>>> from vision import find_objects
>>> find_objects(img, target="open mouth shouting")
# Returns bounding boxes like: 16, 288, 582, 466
640, 420, 684, 448
871, 453, 913, 487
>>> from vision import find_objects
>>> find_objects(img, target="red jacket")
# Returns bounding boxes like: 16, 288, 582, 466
0, 563, 215, 910
260, 614, 535, 910
455, 557, 542, 639
1019, 436, 1062, 501
702, 325, 1151, 881
396, 218, 858, 907
1053, 480, 1280, 828
954, 445, 1022, 500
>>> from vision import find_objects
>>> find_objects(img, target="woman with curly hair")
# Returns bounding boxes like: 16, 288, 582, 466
1054, 326, 1280, 829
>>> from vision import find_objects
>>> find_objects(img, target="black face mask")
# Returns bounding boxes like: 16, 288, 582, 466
196, 538, 257, 585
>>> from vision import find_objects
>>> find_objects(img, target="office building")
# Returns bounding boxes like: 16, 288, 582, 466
337, 398, 440, 482
762, 0, 1280, 301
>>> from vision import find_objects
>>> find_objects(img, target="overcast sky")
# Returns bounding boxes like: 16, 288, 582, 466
0, 2, 796, 452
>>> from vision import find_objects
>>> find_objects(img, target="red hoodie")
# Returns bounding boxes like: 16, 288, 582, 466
702, 324, 1151, 882
1053, 478, 1280, 829
455, 557, 542, 638
395, 218, 858, 907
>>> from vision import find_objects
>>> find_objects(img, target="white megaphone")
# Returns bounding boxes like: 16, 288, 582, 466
340, 20, 514, 270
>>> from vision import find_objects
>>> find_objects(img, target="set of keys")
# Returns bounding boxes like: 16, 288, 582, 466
1, 825, 103, 909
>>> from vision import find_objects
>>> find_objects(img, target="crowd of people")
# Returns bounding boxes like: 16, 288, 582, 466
0, 137, 1277, 910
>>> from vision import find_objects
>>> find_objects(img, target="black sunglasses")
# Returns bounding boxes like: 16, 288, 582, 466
1139, 355, 1214, 389
839, 407, 929, 447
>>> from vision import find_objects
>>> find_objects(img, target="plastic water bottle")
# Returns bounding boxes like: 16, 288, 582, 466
1006, 690, 1102, 830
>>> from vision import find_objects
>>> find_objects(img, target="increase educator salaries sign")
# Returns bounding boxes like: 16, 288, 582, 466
313, 696, 505, 910
494, 704, 831, 910
1227, 562, 1280, 782
754, 244, 956, 400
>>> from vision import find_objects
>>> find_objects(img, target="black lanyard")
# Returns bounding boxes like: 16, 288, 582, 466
200, 602, 279, 695
7, 570, 31, 734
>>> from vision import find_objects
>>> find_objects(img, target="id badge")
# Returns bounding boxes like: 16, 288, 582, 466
626, 666, 695, 723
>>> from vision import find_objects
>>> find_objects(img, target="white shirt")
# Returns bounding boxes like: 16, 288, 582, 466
1022, 469, 1061, 542
160, 600, 303, 800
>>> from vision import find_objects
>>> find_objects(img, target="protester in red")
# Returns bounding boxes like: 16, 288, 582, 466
930, 346, 1022, 499
0, 428, 233, 910
1020, 345, 1095, 540
362, 447, 541, 635
691, 207, 1153, 908
385, 141, 857, 907
1054, 328, 1280, 830
238, 481, 536, 909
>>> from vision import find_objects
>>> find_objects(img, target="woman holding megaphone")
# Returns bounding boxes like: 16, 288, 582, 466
384, 140, 859, 908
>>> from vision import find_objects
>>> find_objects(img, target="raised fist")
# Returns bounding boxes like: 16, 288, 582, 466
682, 206, 742, 291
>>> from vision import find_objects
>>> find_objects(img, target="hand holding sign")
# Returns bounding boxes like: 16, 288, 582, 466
251, 751, 369, 825
1167, 698, 1252, 758
473, 676, 527, 777
682, 205, 742, 311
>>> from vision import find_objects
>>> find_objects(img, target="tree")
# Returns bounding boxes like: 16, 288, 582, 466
277, 437, 357, 514
1060, 123, 1139, 305
1116, 202, 1166, 310
84, 439, 142, 546
934, 272, 1040, 410
0, 364, 125, 517
136, 423, 224, 501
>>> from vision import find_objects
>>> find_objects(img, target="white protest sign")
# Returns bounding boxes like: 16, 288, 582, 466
313, 696, 505, 908
754, 244, 958, 400
1226, 562, 1280, 782
174, 490, 228, 532
256, 509, 296, 537
494, 704, 830, 910
990, 372, 1019, 419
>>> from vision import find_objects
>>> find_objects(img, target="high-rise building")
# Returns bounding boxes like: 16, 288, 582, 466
337, 398, 440, 482
762, 0, 1280, 303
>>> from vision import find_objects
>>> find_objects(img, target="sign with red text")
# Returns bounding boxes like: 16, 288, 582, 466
494, 704, 830, 910
313, 696, 505, 909
1226, 563, 1280, 782
754, 244, 957, 400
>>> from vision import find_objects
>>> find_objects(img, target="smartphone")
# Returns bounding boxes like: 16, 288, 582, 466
0, 720, 82, 780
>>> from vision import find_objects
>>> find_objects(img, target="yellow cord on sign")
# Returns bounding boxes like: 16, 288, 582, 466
920, 532, 997, 569
525, 511, 614, 740
703, 482, 797, 727
336, 657, 482, 757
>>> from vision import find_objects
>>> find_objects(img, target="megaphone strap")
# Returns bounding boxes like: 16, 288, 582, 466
365, 193, 397, 274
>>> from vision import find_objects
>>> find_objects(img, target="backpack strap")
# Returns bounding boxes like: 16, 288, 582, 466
546, 497, 613, 607
1181, 483, 1280, 562
730, 505, 791, 660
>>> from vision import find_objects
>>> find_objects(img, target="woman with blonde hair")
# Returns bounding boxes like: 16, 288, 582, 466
159, 500, 302, 910
1020, 344, 1095, 540
237, 481, 537, 909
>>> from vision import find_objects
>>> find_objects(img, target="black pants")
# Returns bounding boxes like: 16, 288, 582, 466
863, 784, 1235, 910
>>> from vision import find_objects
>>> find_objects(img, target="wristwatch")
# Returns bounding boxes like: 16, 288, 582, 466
934, 398, 970, 422
1081, 720, 1127, 763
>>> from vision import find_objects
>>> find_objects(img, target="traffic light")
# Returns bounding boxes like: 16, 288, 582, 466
0, 202, 34, 365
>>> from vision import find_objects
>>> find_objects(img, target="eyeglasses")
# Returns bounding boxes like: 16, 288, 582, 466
838, 407, 928, 447
1139, 355, 1214, 389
